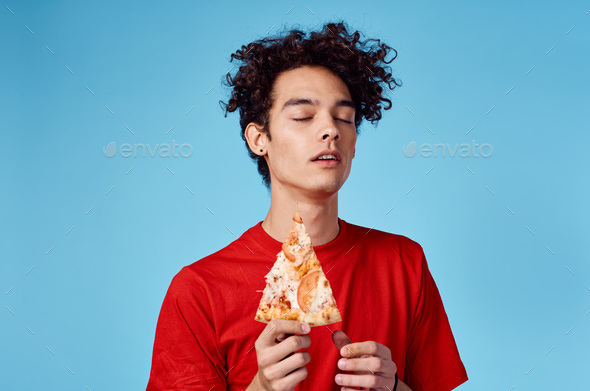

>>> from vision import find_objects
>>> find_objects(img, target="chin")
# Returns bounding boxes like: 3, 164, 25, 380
309, 180, 344, 194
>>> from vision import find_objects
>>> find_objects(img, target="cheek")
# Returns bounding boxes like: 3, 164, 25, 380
268, 138, 301, 170
347, 133, 357, 157
273, 132, 304, 158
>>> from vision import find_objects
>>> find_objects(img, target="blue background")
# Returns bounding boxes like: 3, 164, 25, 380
1, 1, 589, 390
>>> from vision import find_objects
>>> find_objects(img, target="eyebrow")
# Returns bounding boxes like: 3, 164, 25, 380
281, 97, 355, 111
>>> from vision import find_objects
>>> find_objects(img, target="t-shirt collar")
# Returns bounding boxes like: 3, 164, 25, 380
246, 218, 350, 263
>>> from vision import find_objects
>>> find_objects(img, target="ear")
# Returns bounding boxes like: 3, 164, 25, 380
244, 122, 268, 156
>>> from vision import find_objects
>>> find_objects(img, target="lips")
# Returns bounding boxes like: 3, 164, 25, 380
313, 159, 340, 167
312, 149, 341, 162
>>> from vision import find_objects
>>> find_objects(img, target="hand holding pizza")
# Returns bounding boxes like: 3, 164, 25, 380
247, 319, 312, 391
332, 330, 399, 391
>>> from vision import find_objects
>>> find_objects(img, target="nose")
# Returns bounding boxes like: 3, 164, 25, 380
318, 115, 340, 142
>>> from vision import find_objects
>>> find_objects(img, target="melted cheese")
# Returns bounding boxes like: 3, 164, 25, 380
310, 274, 333, 313
264, 250, 301, 310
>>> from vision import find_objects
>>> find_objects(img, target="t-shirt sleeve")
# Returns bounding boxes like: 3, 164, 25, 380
404, 251, 468, 391
146, 267, 227, 390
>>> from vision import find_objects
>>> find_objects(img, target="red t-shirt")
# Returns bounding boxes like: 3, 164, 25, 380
146, 219, 468, 390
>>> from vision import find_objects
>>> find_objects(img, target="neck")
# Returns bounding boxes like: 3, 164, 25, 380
261, 187, 340, 246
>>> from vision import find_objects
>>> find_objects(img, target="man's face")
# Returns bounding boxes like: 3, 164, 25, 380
263, 65, 357, 198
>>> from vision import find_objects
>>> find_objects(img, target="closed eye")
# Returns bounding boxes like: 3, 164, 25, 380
293, 117, 353, 124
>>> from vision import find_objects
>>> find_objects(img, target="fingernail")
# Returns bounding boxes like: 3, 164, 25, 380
301, 323, 310, 333
335, 374, 342, 384
338, 358, 346, 369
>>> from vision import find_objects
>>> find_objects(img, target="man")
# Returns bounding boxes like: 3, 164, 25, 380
147, 21, 468, 391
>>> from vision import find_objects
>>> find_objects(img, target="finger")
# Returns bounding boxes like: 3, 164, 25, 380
266, 351, 311, 380
258, 320, 311, 348
335, 373, 391, 389
261, 334, 311, 366
274, 366, 308, 390
276, 333, 290, 343
332, 330, 353, 353
340, 340, 391, 360
337, 356, 396, 375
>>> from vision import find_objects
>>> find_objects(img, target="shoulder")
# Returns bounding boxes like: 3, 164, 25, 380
190, 224, 260, 272
342, 220, 427, 278
344, 220, 424, 258
169, 224, 259, 292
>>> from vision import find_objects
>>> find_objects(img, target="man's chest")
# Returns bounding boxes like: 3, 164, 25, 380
213, 257, 412, 388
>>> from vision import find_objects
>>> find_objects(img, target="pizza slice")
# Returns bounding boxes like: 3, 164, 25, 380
255, 211, 342, 326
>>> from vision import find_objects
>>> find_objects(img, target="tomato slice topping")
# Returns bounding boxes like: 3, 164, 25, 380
297, 270, 320, 311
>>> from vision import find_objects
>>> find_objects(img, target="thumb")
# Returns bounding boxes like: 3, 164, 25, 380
332, 330, 353, 353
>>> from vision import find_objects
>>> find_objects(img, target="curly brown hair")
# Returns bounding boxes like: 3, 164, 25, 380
220, 21, 402, 189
